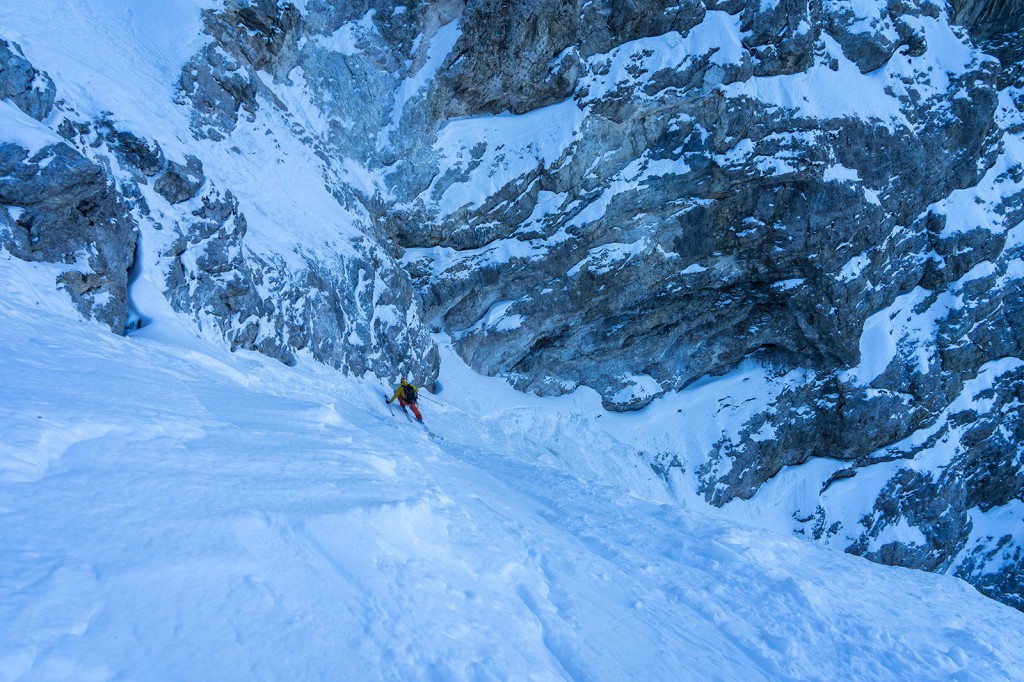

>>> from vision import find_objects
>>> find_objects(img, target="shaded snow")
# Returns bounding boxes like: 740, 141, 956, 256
0, 0, 211, 136
425, 99, 584, 216
724, 35, 909, 128
0, 100, 63, 152
3, 252, 1024, 681
314, 10, 376, 57
610, 372, 662, 404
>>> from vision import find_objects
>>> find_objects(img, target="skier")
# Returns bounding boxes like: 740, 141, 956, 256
387, 377, 423, 422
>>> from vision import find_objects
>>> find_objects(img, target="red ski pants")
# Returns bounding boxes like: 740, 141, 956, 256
399, 398, 422, 420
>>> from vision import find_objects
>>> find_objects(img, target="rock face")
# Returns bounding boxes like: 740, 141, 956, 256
0, 141, 137, 333
176, 0, 303, 140
949, 0, 1024, 39
159, 186, 436, 374
168, 0, 439, 381
0, 40, 55, 120
0, 41, 136, 333
154, 156, 205, 205
391, 0, 1004, 413
297, 0, 1020, 610
1, 7, 437, 384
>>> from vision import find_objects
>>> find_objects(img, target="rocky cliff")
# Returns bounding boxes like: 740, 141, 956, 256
381, 0, 1024, 610
289, 0, 1024, 609
0, 8, 437, 382
1, 0, 1021, 610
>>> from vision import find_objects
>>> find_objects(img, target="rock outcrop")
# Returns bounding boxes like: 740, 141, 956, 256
168, 0, 439, 382
0, 40, 55, 120
1, 6, 437, 384
0, 141, 137, 333
385, 0, 1003, 412
949, 0, 1024, 39
1, 42, 136, 333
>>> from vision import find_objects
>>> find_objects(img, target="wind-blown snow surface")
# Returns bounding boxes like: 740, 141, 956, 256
4, 256, 1024, 680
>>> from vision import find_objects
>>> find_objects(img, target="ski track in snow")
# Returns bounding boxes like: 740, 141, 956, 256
2, 254, 1024, 681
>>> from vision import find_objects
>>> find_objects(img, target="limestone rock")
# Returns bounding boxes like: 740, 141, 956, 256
0, 141, 136, 332
162, 187, 438, 383
949, 0, 1024, 39
393, 0, 1000, 413
154, 156, 206, 204
0, 40, 55, 121
176, 1, 301, 139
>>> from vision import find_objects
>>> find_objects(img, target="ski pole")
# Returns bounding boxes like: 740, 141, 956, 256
419, 394, 442, 406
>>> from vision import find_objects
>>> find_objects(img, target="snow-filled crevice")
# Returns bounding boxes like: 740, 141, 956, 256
123, 230, 149, 334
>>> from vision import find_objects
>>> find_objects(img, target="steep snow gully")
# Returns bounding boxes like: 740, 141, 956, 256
3, 240, 1024, 680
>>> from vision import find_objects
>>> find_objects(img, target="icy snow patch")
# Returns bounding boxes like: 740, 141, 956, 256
956, 500, 1024, 574
460, 299, 527, 336
867, 517, 928, 552
611, 373, 662, 405
384, 19, 462, 141
823, 164, 861, 183
933, 133, 1024, 237
838, 252, 871, 282
314, 10, 376, 56
843, 287, 962, 385
568, 240, 648, 276
581, 11, 746, 105
725, 35, 909, 128
0, 0, 210, 136
0, 100, 64, 153
426, 98, 583, 216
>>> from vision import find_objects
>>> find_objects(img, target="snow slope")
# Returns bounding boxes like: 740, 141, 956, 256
3, 251, 1024, 681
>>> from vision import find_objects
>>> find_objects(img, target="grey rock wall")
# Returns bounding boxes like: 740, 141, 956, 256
3, 6, 438, 384
171, 0, 439, 384
176, 1, 302, 140
0, 141, 137, 333
1, 42, 136, 333
160, 186, 438, 377
337, 0, 1023, 609
391, 0, 1002, 411
949, 0, 1024, 39
0, 40, 55, 121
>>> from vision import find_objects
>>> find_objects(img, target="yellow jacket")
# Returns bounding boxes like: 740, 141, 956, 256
389, 382, 418, 403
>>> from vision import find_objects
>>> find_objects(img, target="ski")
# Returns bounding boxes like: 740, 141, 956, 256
385, 390, 436, 436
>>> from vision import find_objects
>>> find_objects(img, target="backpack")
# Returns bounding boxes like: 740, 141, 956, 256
403, 384, 417, 404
